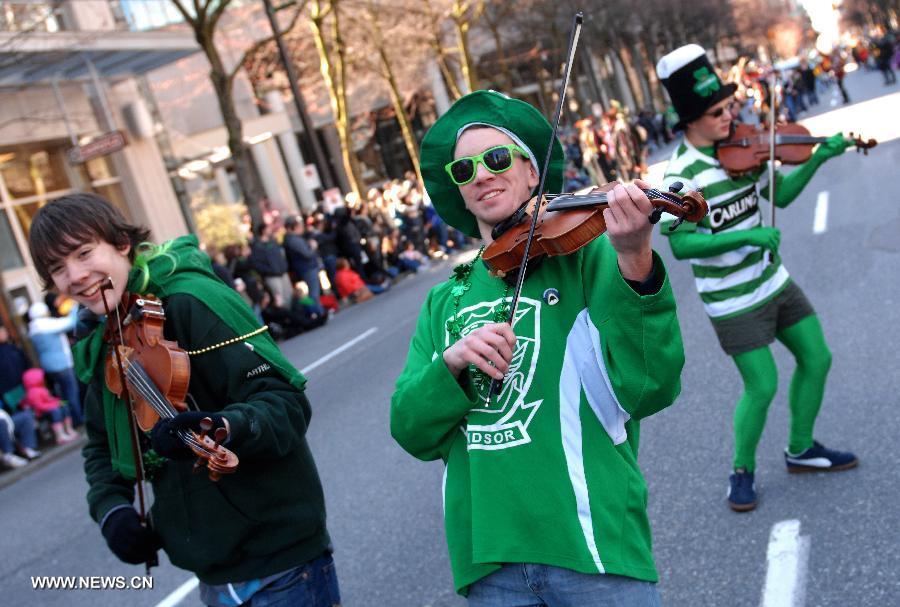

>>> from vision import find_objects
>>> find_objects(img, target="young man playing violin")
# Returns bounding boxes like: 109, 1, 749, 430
655, 45, 857, 513
391, 89, 685, 606
27, 193, 340, 606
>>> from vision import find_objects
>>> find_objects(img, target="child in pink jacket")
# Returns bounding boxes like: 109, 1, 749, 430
21, 368, 76, 444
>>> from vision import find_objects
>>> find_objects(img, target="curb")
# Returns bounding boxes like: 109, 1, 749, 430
0, 434, 86, 491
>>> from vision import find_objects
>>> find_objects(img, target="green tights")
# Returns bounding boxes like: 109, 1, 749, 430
731, 315, 832, 471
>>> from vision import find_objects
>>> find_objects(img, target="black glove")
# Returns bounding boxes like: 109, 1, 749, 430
101, 507, 161, 565
150, 411, 229, 460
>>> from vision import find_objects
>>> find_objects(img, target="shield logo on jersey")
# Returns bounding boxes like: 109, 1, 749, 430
450, 296, 540, 415
445, 296, 545, 451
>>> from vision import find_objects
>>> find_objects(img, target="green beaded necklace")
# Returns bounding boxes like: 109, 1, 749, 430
445, 246, 512, 393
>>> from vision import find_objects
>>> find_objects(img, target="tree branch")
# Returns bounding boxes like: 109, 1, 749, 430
170, 0, 199, 27
229, 1, 309, 83
209, 0, 235, 31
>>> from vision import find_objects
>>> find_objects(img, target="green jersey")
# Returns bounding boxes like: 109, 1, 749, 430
660, 139, 790, 319
391, 236, 685, 595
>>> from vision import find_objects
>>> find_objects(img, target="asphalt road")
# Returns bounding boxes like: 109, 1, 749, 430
1, 68, 898, 606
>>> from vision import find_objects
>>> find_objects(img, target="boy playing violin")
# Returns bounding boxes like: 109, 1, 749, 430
391, 90, 685, 605
28, 193, 340, 606
655, 45, 857, 512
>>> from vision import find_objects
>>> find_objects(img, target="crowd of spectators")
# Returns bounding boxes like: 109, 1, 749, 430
0, 293, 86, 471
205, 174, 472, 341
561, 29, 898, 192
562, 103, 665, 191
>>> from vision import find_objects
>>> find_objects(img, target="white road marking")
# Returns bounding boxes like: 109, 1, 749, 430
301, 327, 378, 374
813, 191, 829, 234
760, 519, 810, 607
154, 576, 198, 607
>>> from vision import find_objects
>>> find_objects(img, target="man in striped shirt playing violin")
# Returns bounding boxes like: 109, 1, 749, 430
655, 45, 858, 512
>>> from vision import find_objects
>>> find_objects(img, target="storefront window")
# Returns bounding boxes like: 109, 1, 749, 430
0, 146, 71, 199
0, 211, 23, 271
10, 199, 43, 239
91, 183, 129, 216
77, 155, 118, 184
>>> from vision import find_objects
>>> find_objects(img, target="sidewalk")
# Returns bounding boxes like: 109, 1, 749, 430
0, 433, 86, 491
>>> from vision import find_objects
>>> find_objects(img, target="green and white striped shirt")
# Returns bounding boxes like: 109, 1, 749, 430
660, 139, 789, 319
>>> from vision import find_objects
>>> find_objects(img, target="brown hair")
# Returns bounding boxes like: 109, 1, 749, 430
28, 193, 151, 289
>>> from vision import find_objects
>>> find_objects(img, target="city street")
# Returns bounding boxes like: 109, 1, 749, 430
1, 68, 898, 606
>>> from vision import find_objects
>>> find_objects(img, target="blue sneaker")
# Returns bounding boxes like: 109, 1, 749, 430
727, 469, 757, 512
785, 440, 858, 473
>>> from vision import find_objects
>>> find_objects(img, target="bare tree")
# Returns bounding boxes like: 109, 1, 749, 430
355, 1, 426, 184
481, 0, 521, 89
168, 0, 307, 229
309, 0, 362, 198
449, 0, 485, 93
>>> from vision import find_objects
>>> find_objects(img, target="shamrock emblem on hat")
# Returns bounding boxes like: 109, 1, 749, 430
692, 67, 721, 97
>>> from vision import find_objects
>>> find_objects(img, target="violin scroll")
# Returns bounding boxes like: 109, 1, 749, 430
849, 132, 877, 155
190, 419, 239, 480
643, 185, 708, 229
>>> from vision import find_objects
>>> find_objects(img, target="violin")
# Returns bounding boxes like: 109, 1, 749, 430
102, 285, 239, 481
717, 122, 877, 177
483, 182, 708, 276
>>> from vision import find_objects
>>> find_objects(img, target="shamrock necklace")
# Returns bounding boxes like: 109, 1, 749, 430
445, 246, 512, 395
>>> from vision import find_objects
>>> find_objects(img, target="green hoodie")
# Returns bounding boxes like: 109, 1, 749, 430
77, 235, 329, 584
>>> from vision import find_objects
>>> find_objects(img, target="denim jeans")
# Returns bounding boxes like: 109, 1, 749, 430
467, 564, 661, 607
244, 553, 341, 607
301, 267, 323, 305
0, 411, 38, 453
47, 368, 82, 427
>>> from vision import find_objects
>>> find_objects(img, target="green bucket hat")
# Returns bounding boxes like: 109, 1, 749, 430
421, 90, 565, 238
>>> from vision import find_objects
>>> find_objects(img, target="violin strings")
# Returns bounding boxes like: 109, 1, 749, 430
125, 363, 176, 419
124, 363, 216, 455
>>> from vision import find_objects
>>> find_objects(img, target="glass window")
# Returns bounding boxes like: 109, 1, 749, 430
78, 155, 119, 184
0, 211, 24, 271
10, 200, 43, 240
90, 183, 130, 219
0, 146, 71, 199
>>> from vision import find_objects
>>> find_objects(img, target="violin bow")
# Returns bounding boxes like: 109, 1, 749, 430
767, 59, 777, 263
99, 278, 158, 574
486, 11, 583, 402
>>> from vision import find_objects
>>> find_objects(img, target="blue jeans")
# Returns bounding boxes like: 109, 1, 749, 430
47, 368, 82, 427
467, 564, 660, 607
301, 267, 323, 304
321, 255, 338, 294
0, 411, 38, 453
245, 554, 341, 606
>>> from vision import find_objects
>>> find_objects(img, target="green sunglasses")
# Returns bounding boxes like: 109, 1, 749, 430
445, 144, 530, 186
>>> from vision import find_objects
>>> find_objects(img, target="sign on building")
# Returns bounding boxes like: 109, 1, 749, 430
322, 188, 343, 213
68, 131, 127, 164
301, 164, 322, 190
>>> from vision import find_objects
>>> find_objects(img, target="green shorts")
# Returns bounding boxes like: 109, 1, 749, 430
710, 280, 815, 356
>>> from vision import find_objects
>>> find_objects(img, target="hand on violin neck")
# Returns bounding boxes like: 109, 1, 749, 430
812, 132, 851, 161
150, 411, 231, 460
603, 181, 655, 282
